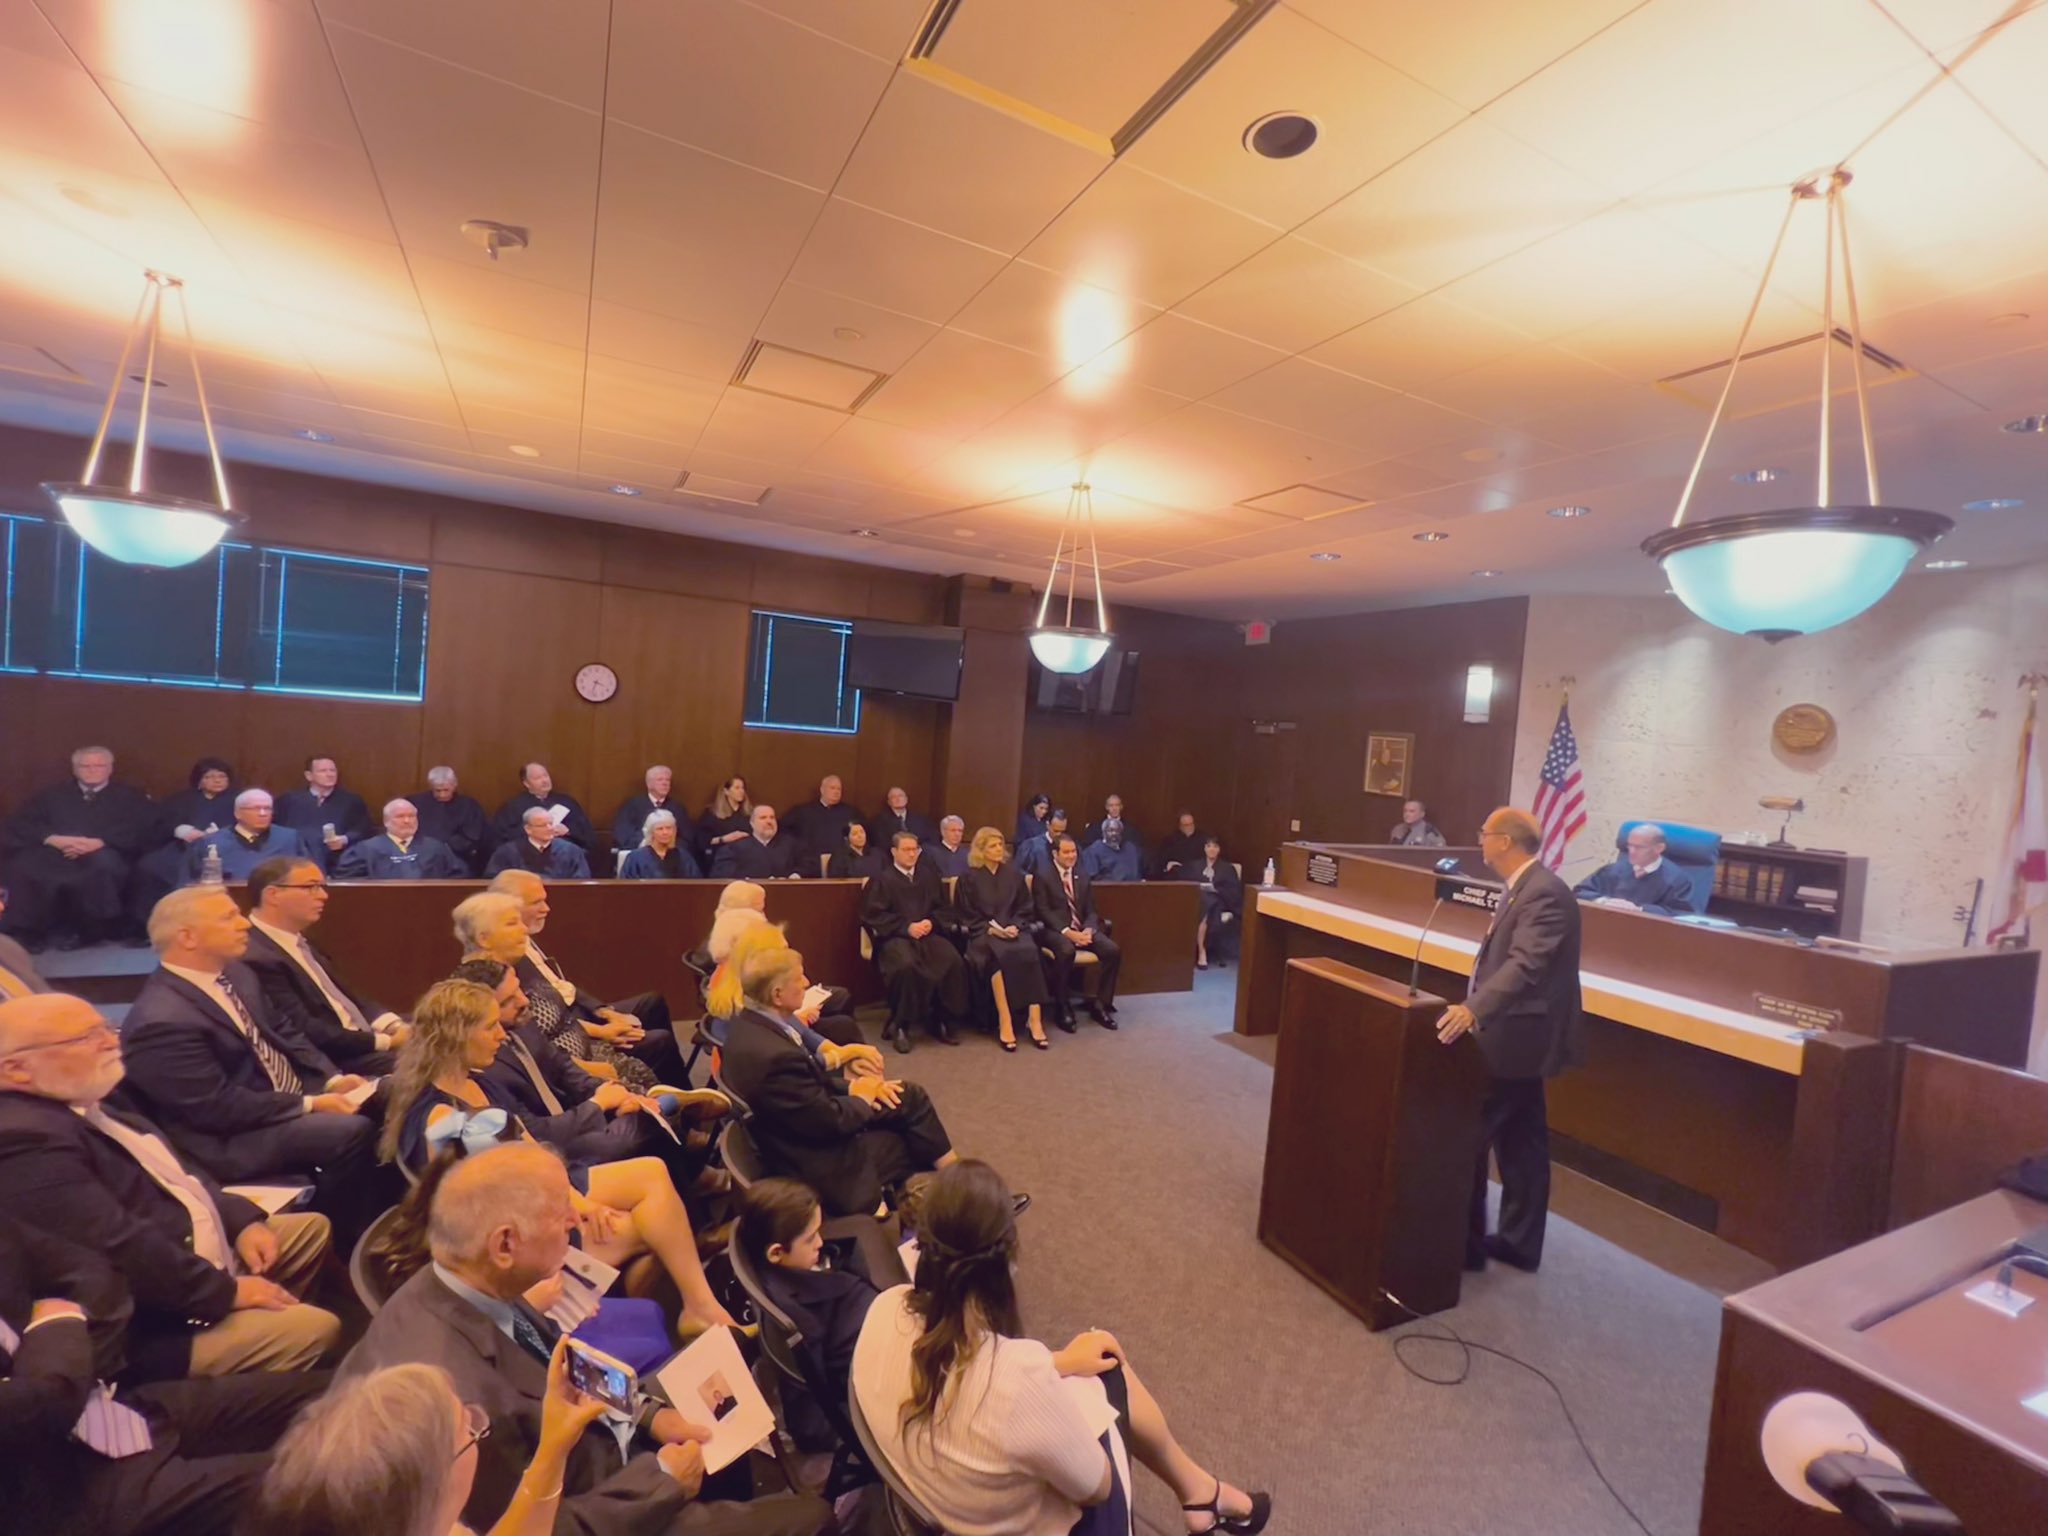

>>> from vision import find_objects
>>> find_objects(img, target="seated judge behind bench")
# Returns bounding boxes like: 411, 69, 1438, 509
408, 766, 487, 876
243, 856, 407, 1075
925, 815, 971, 880
488, 762, 594, 861
618, 807, 703, 880
0, 992, 341, 1381
181, 790, 308, 885
1079, 822, 1145, 883
273, 756, 372, 874
334, 798, 466, 880
782, 774, 862, 873
729, 804, 805, 880
485, 807, 594, 880
1572, 822, 1696, 914
860, 831, 970, 1052
1, 745, 154, 951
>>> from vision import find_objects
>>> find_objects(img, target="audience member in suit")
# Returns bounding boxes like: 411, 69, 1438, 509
129, 757, 238, 933
486, 870, 688, 1087
408, 766, 487, 875
1190, 837, 1244, 970
957, 826, 1052, 1052
696, 775, 753, 874
483, 807, 594, 880
1015, 792, 1052, 851
0, 745, 155, 951
1153, 812, 1205, 879
721, 944, 955, 1218
782, 775, 862, 874
1079, 824, 1145, 883
1388, 799, 1447, 848
1032, 836, 1123, 1032
118, 886, 386, 1242
0, 891, 51, 997
1014, 808, 1071, 885
337, 1145, 823, 1536
242, 856, 406, 1075
488, 763, 595, 859
273, 756, 373, 875
1081, 794, 1142, 857
852, 1161, 1267, 1536
1572, 823, 1696, 915
1436, 807, 1586, 1273
333, 798, 466, 880
0, 1209, 329, 1536
377, 981, 736, 1332
455, 892, 648, 1090
859, 833, 970, 1053
609, 764, 681, 859
729, 804, 805, 880
867, 786, 937, 850
0, 993, 340, 1380
924, 815, 970, 880
181, 791, 309, 885
618, 807, 704, 880
825, 819, 885, 880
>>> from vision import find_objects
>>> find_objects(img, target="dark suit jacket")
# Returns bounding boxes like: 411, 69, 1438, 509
858, 858, 952, 942
1032, 864, 1103, 934
729, 834, 804, 880
118, 964, 338, 1174
482, 1020, 602, 1119
274, 787, 373, 872
339, 1269, 688, 1536
240, 924, 393, 1070
0, 1093, 262, 1381
332, 833, 466, 880
408, 791, 487, 872
720, 1009, 883, 1217
1466, 861, 1585, 1080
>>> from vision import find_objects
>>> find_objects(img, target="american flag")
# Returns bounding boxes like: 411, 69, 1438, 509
1532, 700, 1587, 869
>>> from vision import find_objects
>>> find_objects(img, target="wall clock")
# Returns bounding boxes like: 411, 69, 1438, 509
574, 662, 619, 703
1772, 702, 1834, 754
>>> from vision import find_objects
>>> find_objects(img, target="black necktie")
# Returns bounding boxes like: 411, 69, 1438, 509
217, 975, 299, 1092
510, 1303, 557, 1366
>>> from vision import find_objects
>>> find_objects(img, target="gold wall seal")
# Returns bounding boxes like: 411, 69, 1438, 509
1772, 703, 1835, 754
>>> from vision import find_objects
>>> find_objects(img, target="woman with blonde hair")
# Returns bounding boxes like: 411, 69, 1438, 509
380, 978, 737, 1334
958, 825, 1051, 1052
705, 920, 877, 1077
705, 879, 768, 964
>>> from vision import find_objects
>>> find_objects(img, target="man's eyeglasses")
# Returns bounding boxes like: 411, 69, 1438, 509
276, 881, 328, 893
3, 1021, 117, 1055
455, 1402, 491, 1460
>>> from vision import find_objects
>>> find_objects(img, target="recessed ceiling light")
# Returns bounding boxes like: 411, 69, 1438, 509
1412, 530, 1450, 543
296, 428, 333, 443
1962, 497, 2023, 511
2002, 416, 2048, 434
832, 326, 865, 342
850, 527, 880, 538
1470, 568, 1501, 577
608, 483, 641, 496
508, 444, 542, 458
1308, 551, 1342, 562
1731, 468, 1782, 484
1924, 558, 1969, 570
1547, 504, 1591, 518
1243, 112, 1318, 159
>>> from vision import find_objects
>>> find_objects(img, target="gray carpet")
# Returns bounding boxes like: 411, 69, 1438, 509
872, 971, 1723, 1536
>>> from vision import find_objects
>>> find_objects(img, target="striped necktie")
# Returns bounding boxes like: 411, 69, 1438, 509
0, 1318, 151, 1457
216, 975, 299, 1093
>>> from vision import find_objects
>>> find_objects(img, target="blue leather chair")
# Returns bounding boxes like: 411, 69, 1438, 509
1614, 820, 1722, 912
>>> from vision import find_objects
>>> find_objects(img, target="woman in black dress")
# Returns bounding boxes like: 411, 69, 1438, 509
696, 775, 752, 874
957, 825, 1051, 1052
826, 819, 885, 879
1192, 836, 1244, 969
131, 756, 238, 922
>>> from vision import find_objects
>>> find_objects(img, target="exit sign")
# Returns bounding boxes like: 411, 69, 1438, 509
1244, 620, 1272, 645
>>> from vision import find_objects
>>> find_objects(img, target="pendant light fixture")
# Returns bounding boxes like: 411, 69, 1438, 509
1642, 170, 1951, 641
1029, 481, 1113, 674
42, 270, 244, 569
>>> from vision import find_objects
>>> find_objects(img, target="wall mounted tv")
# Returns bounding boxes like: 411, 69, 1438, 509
847, 620, 966, 701
1029, 649, 1140, 714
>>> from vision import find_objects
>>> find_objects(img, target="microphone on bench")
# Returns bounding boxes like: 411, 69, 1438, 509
1407, 857, 1463, 998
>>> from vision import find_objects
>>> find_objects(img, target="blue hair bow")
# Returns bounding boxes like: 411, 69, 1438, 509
425, 1106, 510, 1155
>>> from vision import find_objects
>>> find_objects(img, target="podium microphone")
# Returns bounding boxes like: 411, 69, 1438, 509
1410, 857, 1471, 998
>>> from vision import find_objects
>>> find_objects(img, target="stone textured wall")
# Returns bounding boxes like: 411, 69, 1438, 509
1511, 563, 2048, 1062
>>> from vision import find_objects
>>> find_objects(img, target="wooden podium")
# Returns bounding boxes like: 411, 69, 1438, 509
1257, 957, 1485, 1329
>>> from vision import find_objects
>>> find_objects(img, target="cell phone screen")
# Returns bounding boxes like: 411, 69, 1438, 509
565, 1342, 636, 1413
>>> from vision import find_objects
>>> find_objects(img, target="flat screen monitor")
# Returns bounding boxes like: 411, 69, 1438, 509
847, 620, 965, 701
1029, 650, 1139, 714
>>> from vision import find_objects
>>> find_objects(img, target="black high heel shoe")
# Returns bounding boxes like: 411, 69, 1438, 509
1000, 1035, 1018, 1053
1183, 1480, 1271, 1536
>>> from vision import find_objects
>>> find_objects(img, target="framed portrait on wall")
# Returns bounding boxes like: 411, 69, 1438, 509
1364, 732, 1412, 798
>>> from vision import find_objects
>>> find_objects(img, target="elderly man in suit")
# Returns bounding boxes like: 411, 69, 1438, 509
1032, 835, 1123, 1032
859, 832, 969, 1053
118, 887, 387, 1243
181, 791, 308, 885
408, 766, 487, 874
338, 1144, 826, 1536
0, 992, 339, 1380
333, 798, 466, 880
0, 1210, 328, 1536
242, 856, 406, 1075
609, 764, 680, 857
1436, 806, 1586, 1272
273, 756, 373, 875
0, 745, 155, 951
484, 807, 594, 879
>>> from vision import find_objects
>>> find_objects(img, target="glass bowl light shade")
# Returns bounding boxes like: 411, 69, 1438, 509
1642, 506, 1953, 642
1029, 627, 1113, 675
41, 484, 243, 569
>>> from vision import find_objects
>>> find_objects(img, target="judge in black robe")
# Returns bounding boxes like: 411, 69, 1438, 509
866, 787, 937, 849
1153, 813, 1206, 879
1014, 815, 1071, 886
782, 775, 862, 871
825, 821, 885, 881
483, 812, 593, 879
408, 771, 488, 873
273, 757, 373, 874
609, 765, 681, 857
487, 763, 594, 856
618, 810, 703, 880
1189, 838, 1244, 966
130, 757, 238, 930
1, 748, 154, 949
1081, 794, 1141, 855
956, 830, 1051, 1048
858, 836, 968, 1051
1573, 825, 1697, 916
728, 807, 805, 880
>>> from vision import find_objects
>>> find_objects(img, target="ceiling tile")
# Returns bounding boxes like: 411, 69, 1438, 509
1208, 357, 1402, 440
786, 198, 1009, 324
1080, 312, 1285, 399
859, 328, 1065, 437
741, 0, 930, 62
1019, 162, 1279, 309
806, 415, 956, 483
1879, 0, 2047, 54
755, 283, 940, 374
582, 355, 723, 443
586, 301, 753, 384
1175, 237, 1415, 352
1418, 344, 1628, 425
410, 254, 590, 349
832, 71, 1107, 254
695, 387, 849, 459
321, 0, 612, 108
951, 261, 1157, 364
1306, 293, 1533, 392
1091, 402, 1368, 504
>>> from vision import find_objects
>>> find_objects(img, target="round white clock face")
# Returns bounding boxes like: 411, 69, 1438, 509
574, 663, 618, 703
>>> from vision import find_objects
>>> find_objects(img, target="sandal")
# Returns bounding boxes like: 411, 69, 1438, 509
1183, 1479, 1271, 1536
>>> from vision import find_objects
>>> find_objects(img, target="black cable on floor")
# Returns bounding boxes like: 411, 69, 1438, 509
1380, 1289, 1659, 1536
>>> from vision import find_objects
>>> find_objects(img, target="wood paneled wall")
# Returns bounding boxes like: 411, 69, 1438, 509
0, 424, 947, 828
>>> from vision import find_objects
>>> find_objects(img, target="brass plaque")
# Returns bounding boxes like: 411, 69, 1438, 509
1772, 703, 1835, 754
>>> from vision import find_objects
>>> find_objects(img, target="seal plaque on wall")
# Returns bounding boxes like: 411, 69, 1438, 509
1772, 703, 1836, 754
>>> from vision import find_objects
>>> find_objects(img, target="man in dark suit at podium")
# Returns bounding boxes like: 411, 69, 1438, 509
1435, 807, 1583, 1273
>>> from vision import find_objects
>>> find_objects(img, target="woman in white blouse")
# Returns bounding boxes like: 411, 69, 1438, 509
853, 1160, 1270, 1536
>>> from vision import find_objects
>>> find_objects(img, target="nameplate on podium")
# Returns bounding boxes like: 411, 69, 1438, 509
1435, 875, 1501, 913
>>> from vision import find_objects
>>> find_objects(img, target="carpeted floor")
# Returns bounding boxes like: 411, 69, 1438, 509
866, 970, 1731, 1536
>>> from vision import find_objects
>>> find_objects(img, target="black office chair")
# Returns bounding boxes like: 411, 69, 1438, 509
347, 1204, 408, 1314
846, 1373, 950, 1536
719, 1117, 769, 1189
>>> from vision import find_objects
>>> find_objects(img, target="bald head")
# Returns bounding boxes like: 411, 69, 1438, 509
428, 1143, 575, 1295
1480, 807, 1543, 878
0, 993, 123, 1106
